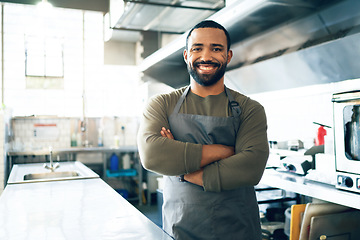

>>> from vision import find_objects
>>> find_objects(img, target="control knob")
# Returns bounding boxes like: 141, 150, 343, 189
344, 177, 354, 188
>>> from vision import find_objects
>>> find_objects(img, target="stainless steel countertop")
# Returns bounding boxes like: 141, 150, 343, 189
0, 178, 172, 240
260, 169, 360, 210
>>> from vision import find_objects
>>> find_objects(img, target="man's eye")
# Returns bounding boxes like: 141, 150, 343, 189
213, 48, 222, 52
192, 48, 201, 51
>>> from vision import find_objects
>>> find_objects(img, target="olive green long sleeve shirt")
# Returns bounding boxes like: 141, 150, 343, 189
137, 86, 269, 192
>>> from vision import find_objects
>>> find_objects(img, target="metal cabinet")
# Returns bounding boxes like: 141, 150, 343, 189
102, 148, 143, 205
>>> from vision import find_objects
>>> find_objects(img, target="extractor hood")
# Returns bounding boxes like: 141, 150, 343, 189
109, 0, 225, 33
140, 0, 360, 89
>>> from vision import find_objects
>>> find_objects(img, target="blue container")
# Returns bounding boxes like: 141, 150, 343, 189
110, 153, 119, 171
116, 189, 129, 199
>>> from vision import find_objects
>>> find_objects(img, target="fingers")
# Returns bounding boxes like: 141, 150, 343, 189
160, 127, 174, 139
160, 129, 166, 137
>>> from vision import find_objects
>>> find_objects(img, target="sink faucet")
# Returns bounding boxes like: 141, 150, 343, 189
44, 146, 59, 172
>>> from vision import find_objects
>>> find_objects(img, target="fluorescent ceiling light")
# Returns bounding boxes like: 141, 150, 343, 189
37, 0, 53, 14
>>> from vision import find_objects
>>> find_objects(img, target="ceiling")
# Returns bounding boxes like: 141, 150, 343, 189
2, 0, 226, 43
0, 0, 109, 12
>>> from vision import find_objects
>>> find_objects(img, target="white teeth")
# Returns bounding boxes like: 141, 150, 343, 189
199, 65, 214, 70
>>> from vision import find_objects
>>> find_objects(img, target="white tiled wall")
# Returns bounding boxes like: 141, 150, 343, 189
11, 116, 139, 152
12, 118, 71, 151
91, 116, 139, 148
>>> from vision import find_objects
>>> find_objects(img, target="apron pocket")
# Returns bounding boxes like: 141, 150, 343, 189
164, 202, 218, 240
212, 203, 247, 240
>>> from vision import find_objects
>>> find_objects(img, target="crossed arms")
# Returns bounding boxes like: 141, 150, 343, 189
137, 92, 269, 192
160, 127, 234, 186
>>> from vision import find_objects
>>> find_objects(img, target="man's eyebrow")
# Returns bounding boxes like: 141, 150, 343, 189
191, 43, 225, 48
211, 43, 225, 48
191, 43, 204, 47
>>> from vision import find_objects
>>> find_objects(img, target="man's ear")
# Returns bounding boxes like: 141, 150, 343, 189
183, 49, 188, 63
227, 50, 233, 64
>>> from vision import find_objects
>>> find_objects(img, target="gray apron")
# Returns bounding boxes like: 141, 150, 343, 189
163, 86, 262, 240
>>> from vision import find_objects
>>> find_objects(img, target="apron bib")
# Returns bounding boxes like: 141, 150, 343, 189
163, 86, 261, 240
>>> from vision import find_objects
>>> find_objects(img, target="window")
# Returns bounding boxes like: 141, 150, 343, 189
25, 35, 64, 88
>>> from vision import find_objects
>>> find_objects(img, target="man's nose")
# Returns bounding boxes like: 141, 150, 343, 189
200, 49, 212, 61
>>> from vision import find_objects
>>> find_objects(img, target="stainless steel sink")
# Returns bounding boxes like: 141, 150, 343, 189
23, 171, 80, 180
7, 161, 99, 184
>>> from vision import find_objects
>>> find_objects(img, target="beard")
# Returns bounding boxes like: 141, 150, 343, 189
187, 60, 227, 87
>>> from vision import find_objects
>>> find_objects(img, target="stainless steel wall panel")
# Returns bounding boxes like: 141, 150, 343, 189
226, 32, 360, 94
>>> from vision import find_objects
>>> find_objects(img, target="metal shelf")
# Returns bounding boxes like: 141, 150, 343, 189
260, 169, 360, 210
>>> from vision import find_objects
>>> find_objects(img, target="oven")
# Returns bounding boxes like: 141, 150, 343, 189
332, 90, 360, 193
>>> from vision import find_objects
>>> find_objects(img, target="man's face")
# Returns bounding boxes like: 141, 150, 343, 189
184, 28, 232, 86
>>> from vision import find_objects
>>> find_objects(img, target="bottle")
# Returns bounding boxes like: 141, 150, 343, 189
122, 153, 131, 169
110, 153, 119, 171
315, 125, 327, 146
120, 126, 125, 146
76, 132, 82, 147
114, 135, 119, 147
97, 128, 103, 147
313, 122, 329, 146
71, 133, 77, 147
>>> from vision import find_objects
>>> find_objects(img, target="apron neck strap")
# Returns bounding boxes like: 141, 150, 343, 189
225, 87, 241, 118
172, 86, 190, 114
173, 85, 241, 117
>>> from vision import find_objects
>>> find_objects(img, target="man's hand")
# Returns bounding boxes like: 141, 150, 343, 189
184, 169, 203, 186
159, 127, 234, 188
160, 127, 204, 186
160, 127, 174, 140
160, 127, 234, 167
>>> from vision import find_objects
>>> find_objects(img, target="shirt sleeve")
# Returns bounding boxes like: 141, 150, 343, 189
202, 100, 269, 192
137, 93, 203, 176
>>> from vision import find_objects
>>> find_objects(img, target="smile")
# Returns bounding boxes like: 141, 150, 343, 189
195, 62, 219, 73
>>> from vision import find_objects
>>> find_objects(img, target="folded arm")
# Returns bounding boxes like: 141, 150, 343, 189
160, 127, 234, 186
138, 93, 269, 192
186, 144, 235, 186
137, 96, 197, 176
202, 104, 269, 192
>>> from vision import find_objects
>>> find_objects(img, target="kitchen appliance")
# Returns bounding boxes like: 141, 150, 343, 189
279, 155, 313, 175
332, 90, 360, 193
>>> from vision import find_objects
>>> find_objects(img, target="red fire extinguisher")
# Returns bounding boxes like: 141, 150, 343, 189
313, 122, 331, 146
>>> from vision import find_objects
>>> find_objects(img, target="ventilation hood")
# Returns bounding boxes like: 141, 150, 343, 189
109, 0, 225, 33
140, 0, 360, 89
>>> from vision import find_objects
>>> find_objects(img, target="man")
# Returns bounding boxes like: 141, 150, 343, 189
137, 20, 269, 239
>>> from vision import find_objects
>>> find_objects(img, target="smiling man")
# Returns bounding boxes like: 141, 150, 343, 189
185, 24, 230, 88
137, 20, 269, 240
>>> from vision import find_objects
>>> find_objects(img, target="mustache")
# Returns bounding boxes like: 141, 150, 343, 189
194, 61, 220, 67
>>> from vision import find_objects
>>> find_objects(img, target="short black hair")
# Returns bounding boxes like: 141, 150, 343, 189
186, 20, 231, 51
